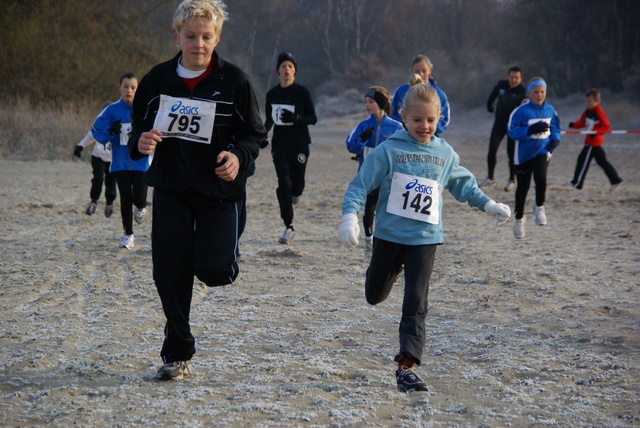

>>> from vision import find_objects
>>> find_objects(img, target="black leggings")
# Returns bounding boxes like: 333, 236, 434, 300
113, 170, 148, 235
272, 146, 309, 227
90, 155, 117, 204
365, 238, 437, 365
514, 154, 549, 219
363, 188, 379, 237
487, 122, 515, 181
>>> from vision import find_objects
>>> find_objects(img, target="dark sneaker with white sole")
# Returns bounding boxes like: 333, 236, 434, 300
396, 366, 429, 393
157, 360, 192, 380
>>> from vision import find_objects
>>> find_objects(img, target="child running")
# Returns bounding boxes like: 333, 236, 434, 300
507, 77, 560, 239
338, 75, 511, 393
91, 72, 149, 249
567, 88, 622, 191
345, 86, 403, 249
129, 0, 266, 380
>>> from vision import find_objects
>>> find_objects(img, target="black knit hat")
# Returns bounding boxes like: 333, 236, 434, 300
276, 52, 297, 74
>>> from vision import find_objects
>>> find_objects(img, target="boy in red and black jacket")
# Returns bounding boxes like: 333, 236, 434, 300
567, 88, 622, 191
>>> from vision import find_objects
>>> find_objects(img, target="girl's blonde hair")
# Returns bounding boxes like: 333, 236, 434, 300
401, 74, 441, 116
173, 0, 228, 35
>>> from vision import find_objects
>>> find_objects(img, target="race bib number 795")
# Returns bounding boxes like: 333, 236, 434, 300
386, 172, 440, 224
153, 95, 216, 144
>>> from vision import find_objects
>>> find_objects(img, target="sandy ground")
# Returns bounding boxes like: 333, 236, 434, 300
0, 112, 638, 427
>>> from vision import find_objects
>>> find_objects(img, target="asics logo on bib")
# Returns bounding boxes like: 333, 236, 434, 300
405, 178, 434, 195
170, 100, 200, 116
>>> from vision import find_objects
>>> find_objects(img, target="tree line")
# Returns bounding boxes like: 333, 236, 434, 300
1, 0, 638, 112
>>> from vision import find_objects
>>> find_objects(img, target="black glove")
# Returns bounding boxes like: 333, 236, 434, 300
260, 139, 269, 149
73, 145, 83, 158
548, 139, 560, 153
568, 122, 575, 128
487, 104, 494, 113
527, 121, 549, 135
280, 109, 296, 124
109, 119, 122, 135
351, 154, 361, 162
359, 127, 374, 142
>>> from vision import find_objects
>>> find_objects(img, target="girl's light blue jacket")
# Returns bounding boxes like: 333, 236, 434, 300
342, 129, 490, 246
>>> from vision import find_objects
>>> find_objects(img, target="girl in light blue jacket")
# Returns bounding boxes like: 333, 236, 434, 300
338, 75, 511, 393
345, 86, 403, 242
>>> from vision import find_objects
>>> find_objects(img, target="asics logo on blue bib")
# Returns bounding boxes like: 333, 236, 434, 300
170, 100, 200, 115
405, 178, 434, 195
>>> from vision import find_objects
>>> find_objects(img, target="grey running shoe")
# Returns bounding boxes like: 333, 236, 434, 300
504, 180, 515, 192
157, 360, 192, 380
119, 234, 134, 249
396, 366, 429, 393
278, 227, 295, 244
292, 196, 299, 204
104, 204, 113, 218
86, 202, 97, 215
134, 207, 147, 224
479, 177, 494, 188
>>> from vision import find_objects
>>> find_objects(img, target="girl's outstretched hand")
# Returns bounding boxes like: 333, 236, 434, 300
484, 200, 511, 225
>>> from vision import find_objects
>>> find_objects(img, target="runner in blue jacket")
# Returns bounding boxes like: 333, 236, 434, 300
507, 77, 560, 239
390, 55, 450, 136
346, 86, 403, 244
339, 76, 511, 393
92, 72, 149, 249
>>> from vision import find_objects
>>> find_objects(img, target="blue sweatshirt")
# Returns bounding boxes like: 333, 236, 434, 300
92, 98, 149, 173
345, 114, 403, 170
507, 99, 561, 165
390, 78, 450, 136
342, 129, 490, 246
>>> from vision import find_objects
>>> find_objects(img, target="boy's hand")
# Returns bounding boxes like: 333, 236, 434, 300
280, 109, 297, 124
138, 129, 162, 155
73, 145, 83, 158
215, 151, 239, 181
109, 119, 122, 135
484, 200, 511, 225
568, 122, 575, 128
338, 214, 360, 247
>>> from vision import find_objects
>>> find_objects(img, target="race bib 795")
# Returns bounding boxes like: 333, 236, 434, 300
153, 95, 216, 144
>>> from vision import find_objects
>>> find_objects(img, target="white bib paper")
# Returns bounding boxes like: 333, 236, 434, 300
386, 172, 440, 224
153, 95, 216, 144
118, 123, 132, 146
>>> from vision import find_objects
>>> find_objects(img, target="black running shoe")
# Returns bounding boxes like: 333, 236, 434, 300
396, 366, 429, 393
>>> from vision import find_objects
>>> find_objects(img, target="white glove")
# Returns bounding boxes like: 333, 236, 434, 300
546, 152, 553, 161
484, 200, 511, 225
338, 213, 360, 247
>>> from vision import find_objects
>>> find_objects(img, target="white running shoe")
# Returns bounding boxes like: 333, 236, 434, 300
479, 177, 494, 188
134, 207, 147, 224
609, 182, 621, 193
119, 234, 135, 249
533, 205, 547, 226
278, 227, 295, 244
514, 217, 526, 239
504, 180, 515, 192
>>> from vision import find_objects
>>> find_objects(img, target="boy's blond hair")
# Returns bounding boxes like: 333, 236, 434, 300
401, 74, 441, 116
173, 0, 228, 35
585, 88, 601, 103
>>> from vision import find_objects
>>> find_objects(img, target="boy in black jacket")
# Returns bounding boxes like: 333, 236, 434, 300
129, 0, 266, 381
